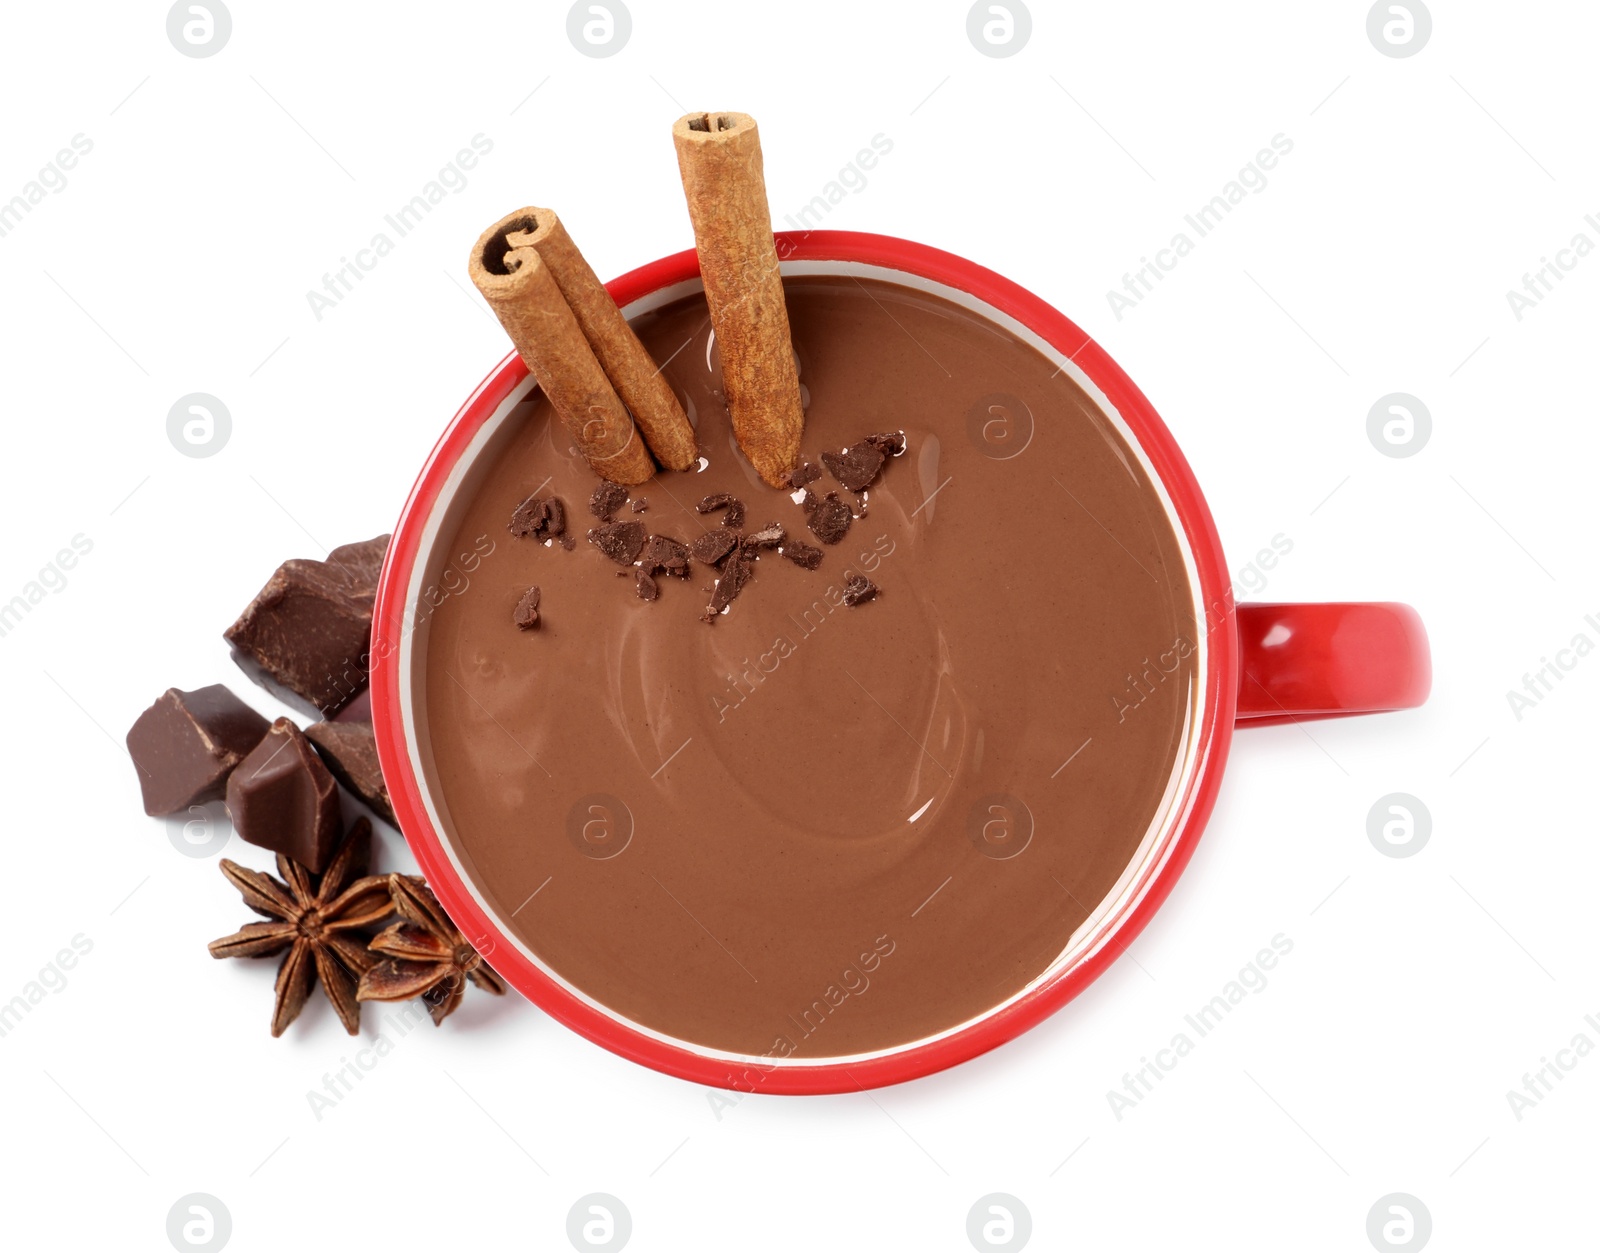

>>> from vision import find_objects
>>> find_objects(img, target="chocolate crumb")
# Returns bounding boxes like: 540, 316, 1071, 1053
806, 492, 853, 545
842, 573, 878, 607
639, 534, 691, 578
821, 442, 887, 492
512, 585, 542, 629
864, 431, 907, 457
696, 492, 746, 529
690, 528, 740, 567
630, 498, 648, 513
559, 534, 575, 551
510, 494, 566, 541
743, 522, 786, 551
780, 540, 824, 570
634, 570, 659, 601
704, 550, 754, 619
785, 462, 822, 490
588, 520, 647, 565
590, 482, 630, 522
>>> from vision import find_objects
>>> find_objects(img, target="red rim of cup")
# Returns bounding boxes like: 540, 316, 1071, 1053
370, 230, 1237, 1094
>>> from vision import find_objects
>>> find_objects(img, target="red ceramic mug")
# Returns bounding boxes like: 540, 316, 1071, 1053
370, 231, 1429, 1093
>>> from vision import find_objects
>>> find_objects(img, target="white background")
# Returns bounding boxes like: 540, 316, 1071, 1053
1, 2, 1595, 1249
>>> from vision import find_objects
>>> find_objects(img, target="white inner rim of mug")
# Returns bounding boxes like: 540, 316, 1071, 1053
398, 261, 1210, 1069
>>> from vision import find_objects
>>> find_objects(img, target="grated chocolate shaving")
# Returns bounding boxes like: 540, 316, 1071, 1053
703, 550, 754, 620
590, 481, 630, 522
842, 573, 878, 607
696, 492, 746, 528
588, 520, 647, 565
780, 540, 823, 570
509, 494, 566, 542
639, 534, 691, 578
512, 585, 542, 629
742, 522, 785, 551
805, 492, 853, 545
821, 442, 886, 492
785, 462, 822, 490
690, 528, 740, 567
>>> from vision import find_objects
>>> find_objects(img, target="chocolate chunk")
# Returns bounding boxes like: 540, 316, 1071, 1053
635, 570, 659, 601
842, 572, 879, 606
224, 536, 388, 717
630, 498, 648, 513
334, 688, 372, 722
864, 431, 907, 457
805, 492, 853, 545
590, 481, 630, 522
704, 550, 754, 619
588, 520, 647, 565
325, 535, 389, 598
696, 493, 746, 528
125, 685, 271, 817
785, 462, 822, 490
639, 534, 691, 578
513, 585, 541, 629
510, 494, 565, 541
821, 442, 887, 492
225, 718, 343, 872
690, 528, 740, 567
305, 720, 394, 825
780, 540, 824, 571
559, 534, 576, 551
743, 522, 786, 551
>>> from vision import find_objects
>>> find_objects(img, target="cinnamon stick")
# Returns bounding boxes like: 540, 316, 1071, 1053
468, 212, 652, 485
672, 112, 804, 488
505, 208, 698, 472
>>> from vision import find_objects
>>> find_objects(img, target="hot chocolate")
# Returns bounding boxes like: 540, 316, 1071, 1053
419, 275, 1199, 1060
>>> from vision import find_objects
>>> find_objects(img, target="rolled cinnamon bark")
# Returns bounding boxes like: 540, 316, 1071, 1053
469, 214, 653, 485
672, 112, 804, 488
504, 209, 698, 473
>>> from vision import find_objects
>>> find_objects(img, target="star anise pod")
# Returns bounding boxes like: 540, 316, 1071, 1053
357, 874, 506, 1024
208, 818, 393, 1036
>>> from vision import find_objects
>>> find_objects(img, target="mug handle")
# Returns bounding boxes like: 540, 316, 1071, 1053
1235, 602, 1430, 727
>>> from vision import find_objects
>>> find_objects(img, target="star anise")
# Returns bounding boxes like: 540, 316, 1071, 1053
357, 874, 506, 1024
208, 818, 393, 1036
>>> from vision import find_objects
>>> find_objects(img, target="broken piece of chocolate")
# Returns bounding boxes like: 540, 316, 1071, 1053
513, 585, 542, 629
588, 520, 647, 565
635, 570, 659, 601
690, 529, 741, 567
821, 441, 887, 492
325, 535, 388, 598
510, 494, 565, 541
864, 431, 907, 457
743, 522, 786, 551
639, 534, 691, 578
630, 498, 648, 513
224, 536, 388, 717
785, 462, 821, 490
805, 492, 853, 545
842, 572, 879, 606
590, 481, 630, 522
225, 718, 342, 872
305, 719, 394, 825
696, 493, 746, 528
704, 550, 755, 619
125, 685, 271, 817
780, 540, 824, 571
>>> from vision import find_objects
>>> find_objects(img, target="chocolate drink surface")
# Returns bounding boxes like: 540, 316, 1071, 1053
422, 276, 1199, 1059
